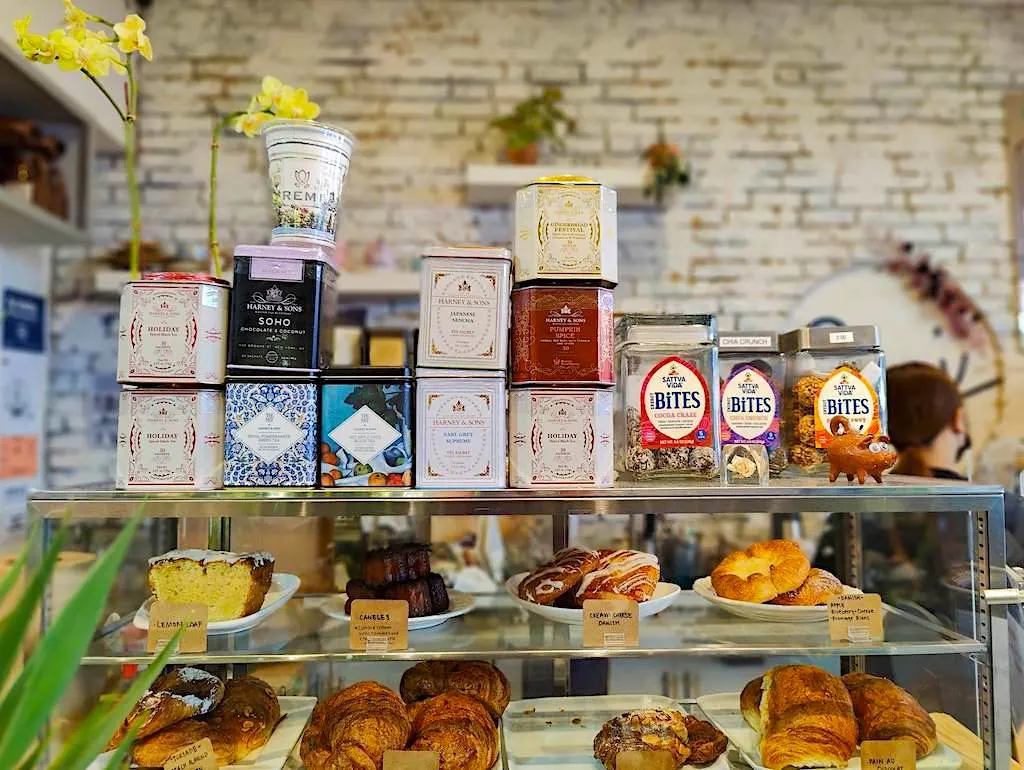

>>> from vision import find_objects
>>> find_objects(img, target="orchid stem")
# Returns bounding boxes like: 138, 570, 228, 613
208, 113, 244, 279
124, 58, 141, 280
83, 71, 126, 122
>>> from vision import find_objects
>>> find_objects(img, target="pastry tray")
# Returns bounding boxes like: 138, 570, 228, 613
501, 695, 730, 770
88, 695, 316, 769
696, 692, 963, 770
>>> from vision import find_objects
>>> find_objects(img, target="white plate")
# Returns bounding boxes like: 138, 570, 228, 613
503, 694, 730, 769
505, 573, 681, 626
696, 692, 963, 770
692, 576, 862, 623
87, 695, 316, 770
133, 573, 301, 636
320, 590, 476, 630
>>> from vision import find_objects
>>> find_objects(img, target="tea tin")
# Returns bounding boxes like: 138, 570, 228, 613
320, 368, 413, 488
509, 387, 613, 488
228, 244, 338, 373
415, 368, 507, 488
224, 378, 319, 487
116, 387, 224, 490
417, 246, 512, 371
511, 285, 614, 385
117, 273, 229, 385
514, 176, 618, 287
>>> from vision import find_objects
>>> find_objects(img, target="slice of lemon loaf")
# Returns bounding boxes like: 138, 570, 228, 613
148, 550, 274, 621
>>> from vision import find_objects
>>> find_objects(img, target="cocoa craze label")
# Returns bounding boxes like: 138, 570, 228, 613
720, 365, 780, 448
639, 356, 712, 449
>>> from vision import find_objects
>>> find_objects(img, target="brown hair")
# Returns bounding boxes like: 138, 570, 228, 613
886, 362, 962, 477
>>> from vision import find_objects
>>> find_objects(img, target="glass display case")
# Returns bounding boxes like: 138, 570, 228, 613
28, 476, 1011, 769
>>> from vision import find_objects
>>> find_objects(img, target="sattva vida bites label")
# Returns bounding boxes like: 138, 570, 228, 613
639, 356, 712, 448
813, 366, 880, 448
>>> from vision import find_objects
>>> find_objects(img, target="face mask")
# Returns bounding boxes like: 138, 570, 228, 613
956, 432, 973, 463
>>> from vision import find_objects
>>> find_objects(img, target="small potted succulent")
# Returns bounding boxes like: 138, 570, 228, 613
489, 87, 576, 164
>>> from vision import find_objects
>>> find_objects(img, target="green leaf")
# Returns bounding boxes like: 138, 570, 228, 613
14, 740, 44, 770
0, 527, 32, 606
102, 722, 140, 770
0, 517, 140, 768
0, 524, 67, 706
47, 631, 181, 770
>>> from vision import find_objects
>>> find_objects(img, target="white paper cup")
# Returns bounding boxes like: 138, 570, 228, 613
263, 119, 356, 250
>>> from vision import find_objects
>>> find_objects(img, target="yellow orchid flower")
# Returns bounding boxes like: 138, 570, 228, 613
274, 87, 320, 120
113, 13, 152, 60
49, 29, 81, 71
13, 16, 56, 63
233, 110, 272, 138
256, 75, 284, 109
63, 0, 91, 29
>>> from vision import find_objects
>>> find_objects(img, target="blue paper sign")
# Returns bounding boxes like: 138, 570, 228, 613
2, 289, 45, 354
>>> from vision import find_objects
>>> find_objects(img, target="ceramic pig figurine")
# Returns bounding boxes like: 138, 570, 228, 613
826, 415, 898, 484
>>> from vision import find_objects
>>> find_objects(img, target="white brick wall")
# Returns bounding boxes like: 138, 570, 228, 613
53, 0, 1024, 481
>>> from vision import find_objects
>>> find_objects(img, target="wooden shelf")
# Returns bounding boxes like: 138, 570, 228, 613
337, 270, 420, 299
465, 163, 652, 207
0, 187, 89, 245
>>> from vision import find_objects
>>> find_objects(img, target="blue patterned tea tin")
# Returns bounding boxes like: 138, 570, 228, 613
320, 367, 413, 488
224, 378, 319, 487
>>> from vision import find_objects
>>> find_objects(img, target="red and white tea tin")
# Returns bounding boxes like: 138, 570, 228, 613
117, 273, 229, 385
511, 286, 614, 385
509, 387, 613, 488
116, 387, 225, 490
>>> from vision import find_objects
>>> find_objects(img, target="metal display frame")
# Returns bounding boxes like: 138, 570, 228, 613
28, 475, 1011, 769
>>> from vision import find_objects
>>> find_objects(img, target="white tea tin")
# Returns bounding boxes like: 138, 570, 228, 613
415, 368, 507, 488
509, 387, 613, 488
117, 273, 229, 385
514, 176, 618, 286
417, 246, 512, 370
116, 387, 224, 490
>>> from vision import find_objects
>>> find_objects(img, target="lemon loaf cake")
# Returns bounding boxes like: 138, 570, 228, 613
148, 550, 274, 621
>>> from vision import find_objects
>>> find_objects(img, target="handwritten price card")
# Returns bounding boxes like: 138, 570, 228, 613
350, 599, 409, 651
828, 593, 883, 642
147, 601, 208, 653
859, 739, 916, 769
583, 599, 639, 648
383, 750, 440, 770
164, 738, 217, 770
616, 750, 677, 770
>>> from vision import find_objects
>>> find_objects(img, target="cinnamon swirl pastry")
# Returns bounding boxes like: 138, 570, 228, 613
517, 547, 599, 606
576, 550, 659, 603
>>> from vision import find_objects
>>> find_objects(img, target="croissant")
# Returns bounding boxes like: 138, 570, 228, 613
711, 540, 809, 603
759, 665, 857, 769
769, 568, 843, 606
518, 547, 599, 605
842, 673, 937, 758
300, 682, 411, 770
575, 550, 659, 603
740, 675, 763, 732
400, 660, 510, 720
407, 693, 498, 770
131, 676, 280, 767
107, 667, 224, 749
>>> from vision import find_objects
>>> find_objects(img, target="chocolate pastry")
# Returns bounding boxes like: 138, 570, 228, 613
681, 714, 728, 765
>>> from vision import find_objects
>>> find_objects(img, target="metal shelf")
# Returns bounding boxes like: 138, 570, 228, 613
80, 593, 982, 666
29, 476, 1004, 519
0, 187, 89, 246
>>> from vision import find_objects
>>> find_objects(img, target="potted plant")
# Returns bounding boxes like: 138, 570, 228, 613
0, 514, 180, 768
489, 87, 576, 164
642, 123, 691, 204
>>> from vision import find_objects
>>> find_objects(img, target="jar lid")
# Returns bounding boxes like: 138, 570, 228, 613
322, 366, 412, 382
415, 367, 507, 380
616, 313, 716, 346
718, 331, 779, 353
530, 175, 598, 184
421, 245, 512, 262
141, 272, 229, 287
234, 243, 337, 272
780, 325, 880, 353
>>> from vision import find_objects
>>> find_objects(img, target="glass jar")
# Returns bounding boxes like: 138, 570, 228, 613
615, 314, 719, 480
718, 332, 786, 475
780, 325, 887, 473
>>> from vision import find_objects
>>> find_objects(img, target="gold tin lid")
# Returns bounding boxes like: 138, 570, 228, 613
531, 174, 598, 184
